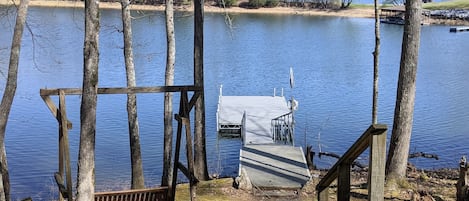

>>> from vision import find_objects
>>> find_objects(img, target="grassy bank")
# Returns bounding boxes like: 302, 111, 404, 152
351, 0, 469, 10
423, 0, 469, 10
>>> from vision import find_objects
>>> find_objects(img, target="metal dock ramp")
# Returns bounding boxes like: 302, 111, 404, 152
240, 145, 311, 189
217, 86, 311, 190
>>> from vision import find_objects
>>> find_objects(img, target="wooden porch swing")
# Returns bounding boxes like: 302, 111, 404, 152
40, 85, 202, 201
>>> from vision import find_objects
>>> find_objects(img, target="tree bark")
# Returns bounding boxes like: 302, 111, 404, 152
372, 0, 380, 125
162, 0, 176, 187
0, 0, 29, 200
193, 0, 209, 181
121, 0, 145, 189
386, 0, 422, 180
76, 0, 99, 199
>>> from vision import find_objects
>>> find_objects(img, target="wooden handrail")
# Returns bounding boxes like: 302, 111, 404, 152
40, 85, 202, 96
316, 124, 387, 201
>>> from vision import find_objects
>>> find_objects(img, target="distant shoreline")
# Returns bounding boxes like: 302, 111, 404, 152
0, 0, 377, 19
1, 0, 468, 25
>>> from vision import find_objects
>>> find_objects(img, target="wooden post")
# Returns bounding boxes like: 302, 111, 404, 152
59, 90, 73, 200
318, 187, 329, 201
58, 94, 64, 201
368, 126, 386, 201
457, 156, 468, 201
305, 146, 314, 171
337, 163, 351, 200
183, 117, 196, 201
170, 91, 198, 201
42, 95, 72, 129
181, 91, 197, 201
169, 113, 183, 201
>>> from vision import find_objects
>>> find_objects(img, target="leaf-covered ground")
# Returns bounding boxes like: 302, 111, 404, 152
175, 168, 460, 200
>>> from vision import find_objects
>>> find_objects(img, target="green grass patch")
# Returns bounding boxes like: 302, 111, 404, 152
175, 178, 233, 201
349, 3, 375, 9
351, 0, 469, 10
423, 0, 469, 10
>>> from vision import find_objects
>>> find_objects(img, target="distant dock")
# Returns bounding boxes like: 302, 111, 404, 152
217, 86, 310, 190
450, 26, 469, 32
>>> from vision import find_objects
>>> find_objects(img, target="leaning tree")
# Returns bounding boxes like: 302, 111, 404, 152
386, 0, 422, 183
0, 0, 30, 200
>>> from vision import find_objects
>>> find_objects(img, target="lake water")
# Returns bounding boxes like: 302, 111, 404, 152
0, 6, 468, 200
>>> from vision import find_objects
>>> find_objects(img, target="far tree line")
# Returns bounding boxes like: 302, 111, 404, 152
97, 0, 356, 9
95, 0, 433, 13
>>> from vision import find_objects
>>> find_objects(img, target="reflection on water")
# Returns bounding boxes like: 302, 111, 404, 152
0, 6, 468, 200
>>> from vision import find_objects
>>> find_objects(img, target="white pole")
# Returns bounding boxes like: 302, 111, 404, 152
219, 84, 223, 97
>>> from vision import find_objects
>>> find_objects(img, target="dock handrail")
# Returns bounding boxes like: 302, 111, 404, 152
271, 111, 294, 145
217, 85, 223, 132
316, 124, 387, 201
241, 111, 247, 143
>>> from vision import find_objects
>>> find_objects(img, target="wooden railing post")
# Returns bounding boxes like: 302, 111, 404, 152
367, 125, 386, 201
457, 156, 468, 201
318, 187, 329, 201
170, 90, 199, 201
59, 90, 73, 200
57, 94, 64, 201
57, 90, 73, 200
337, 163, 351, 200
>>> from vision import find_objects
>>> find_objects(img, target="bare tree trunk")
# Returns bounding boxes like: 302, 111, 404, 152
0, 0, 29, 200
386, 0, 422, 181
372, 0, 380, 125
162, 0, 176, 187
76, 0, 99, 199
121, 0, 145, 189
193, 0, 209, 181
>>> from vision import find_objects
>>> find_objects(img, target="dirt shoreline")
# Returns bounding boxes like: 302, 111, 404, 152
2, 1, 468, 24
0, 0, 377, 18
2, 0, 468, 25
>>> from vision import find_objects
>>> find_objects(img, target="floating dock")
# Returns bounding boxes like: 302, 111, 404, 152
217, 86, 310, 190
450, 26, 469, 32
217, 95, 291, 143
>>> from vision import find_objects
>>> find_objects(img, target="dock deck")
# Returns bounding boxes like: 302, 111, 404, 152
217, 95, 291, 144
217, 88, 311, 190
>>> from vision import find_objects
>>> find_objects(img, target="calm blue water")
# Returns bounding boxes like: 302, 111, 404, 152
0, 6, 468, 200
